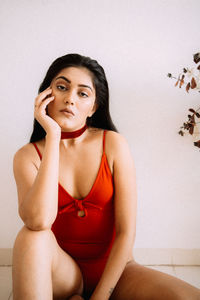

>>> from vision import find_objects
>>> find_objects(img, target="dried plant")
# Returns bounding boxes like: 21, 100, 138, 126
167, 52, 200, 149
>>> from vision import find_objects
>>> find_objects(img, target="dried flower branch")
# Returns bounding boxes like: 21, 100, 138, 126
167, 52, 200, 149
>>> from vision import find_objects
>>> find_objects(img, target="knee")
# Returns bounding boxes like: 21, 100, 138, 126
13, 225, 55, 255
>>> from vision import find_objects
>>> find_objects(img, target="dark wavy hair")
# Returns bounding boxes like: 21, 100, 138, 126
29, 53, 118, 143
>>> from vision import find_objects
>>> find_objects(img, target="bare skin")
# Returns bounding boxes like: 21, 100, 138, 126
109, 261, 200, 300
12, 226, 84, 300
12, 66, 200, 300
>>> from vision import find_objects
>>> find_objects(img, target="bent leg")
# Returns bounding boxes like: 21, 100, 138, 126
12, 225, 84, 300
110, 260, 200, 300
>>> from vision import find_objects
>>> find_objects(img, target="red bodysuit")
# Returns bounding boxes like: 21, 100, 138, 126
32, 130, 116, 298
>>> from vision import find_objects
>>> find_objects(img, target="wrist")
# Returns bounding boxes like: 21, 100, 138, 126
90, 291, 108, 300
45, 132, 61, 142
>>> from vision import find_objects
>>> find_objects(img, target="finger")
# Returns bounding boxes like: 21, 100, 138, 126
41, 88, 52, 98
35, 88, 52, 105
35, 90, 52, 105
46, 86, 52, 91
35, 96, 55, 109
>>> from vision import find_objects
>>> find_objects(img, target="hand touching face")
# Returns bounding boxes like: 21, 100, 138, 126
47, 66, 97, 131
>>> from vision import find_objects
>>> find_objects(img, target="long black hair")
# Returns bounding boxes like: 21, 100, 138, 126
29, 53, 118, 143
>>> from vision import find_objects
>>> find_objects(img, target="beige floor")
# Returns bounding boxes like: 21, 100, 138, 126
1, 265, 200, 300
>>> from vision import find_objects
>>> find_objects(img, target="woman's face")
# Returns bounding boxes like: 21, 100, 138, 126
48, 66, 97, 131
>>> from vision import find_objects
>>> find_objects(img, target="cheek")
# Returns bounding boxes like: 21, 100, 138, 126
46, 96, 58, 115
79, 98, 95, 110
50, 86, 61, 99
79, 103, 93, 115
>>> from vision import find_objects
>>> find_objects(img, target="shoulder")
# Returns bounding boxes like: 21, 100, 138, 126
13, 141, 41, 170
105, 130, 131, 154
88, 127, 129, 159
88, 127, 124, 146
13, 143, 32, 161
104, 130, 134, 168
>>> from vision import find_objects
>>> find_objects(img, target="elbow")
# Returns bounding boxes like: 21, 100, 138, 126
19, 209, 54, 231
25, 220, 52, 231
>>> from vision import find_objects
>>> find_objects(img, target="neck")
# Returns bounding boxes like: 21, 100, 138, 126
61, 124, 88, 139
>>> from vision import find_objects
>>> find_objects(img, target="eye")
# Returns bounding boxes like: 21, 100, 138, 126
80, 92, 88, 97
57, 85, 67, 91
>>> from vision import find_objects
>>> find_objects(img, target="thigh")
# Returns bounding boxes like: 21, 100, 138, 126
13, 225, 84, 300
50, 234, 84, 300
110, 260, 200, 300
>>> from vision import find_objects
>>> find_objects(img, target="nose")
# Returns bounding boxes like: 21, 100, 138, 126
64, 98, 74, 105
64, 90, 75, 105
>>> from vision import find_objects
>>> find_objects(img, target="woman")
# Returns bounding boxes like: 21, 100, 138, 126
12, 53, 200, 300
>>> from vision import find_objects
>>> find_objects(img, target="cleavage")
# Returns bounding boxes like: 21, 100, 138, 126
58, 150, 103, 200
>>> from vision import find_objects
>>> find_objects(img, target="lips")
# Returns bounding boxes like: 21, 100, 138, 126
60, 108, 74, 116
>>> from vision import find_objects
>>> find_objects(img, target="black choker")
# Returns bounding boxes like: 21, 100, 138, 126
61, 124, 88, 139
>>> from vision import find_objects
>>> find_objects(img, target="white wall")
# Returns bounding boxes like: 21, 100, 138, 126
0, 0, 200, 249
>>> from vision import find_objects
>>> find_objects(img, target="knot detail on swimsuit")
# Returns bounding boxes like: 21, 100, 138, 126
58, 199, 103, 218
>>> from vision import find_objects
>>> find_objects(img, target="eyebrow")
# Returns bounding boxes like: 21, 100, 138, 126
55, 76, 93, 92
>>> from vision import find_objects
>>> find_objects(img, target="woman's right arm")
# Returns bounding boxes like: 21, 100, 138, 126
13, 87, 61, 231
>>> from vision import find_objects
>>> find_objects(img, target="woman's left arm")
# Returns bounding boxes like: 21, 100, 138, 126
90, 133, 138, 300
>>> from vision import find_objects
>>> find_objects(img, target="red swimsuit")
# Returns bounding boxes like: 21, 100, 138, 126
32, 130, 116, 298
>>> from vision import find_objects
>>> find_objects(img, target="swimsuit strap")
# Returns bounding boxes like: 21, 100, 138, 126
103, 130, 107, 154
32, 142, 42, 160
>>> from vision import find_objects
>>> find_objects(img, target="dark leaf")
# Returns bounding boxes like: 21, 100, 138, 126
175, 74, 181, 87
196, 112, 200, 118
189, 114, 195, 135
189, 126, 194, 135
178, 130, 184, 136
189, 108, 200, 118
194, 140, 200, 148
191, 77, 197, 89
183, 68, 187, 73
193, 53, 200, 64
179, 74, 185, 88
186, 82, 190, 92
175, 80, 179, 87
191, 114, 195, 123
